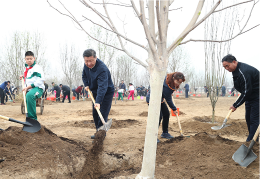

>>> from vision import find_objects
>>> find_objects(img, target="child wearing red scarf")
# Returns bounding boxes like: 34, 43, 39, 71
19, 51, 45, 121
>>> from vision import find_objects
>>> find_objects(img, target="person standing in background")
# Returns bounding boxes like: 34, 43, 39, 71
184, 83, 189, 98
127, 83, 135, 100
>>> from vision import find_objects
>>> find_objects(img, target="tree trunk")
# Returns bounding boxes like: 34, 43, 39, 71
136, 68, 166, 179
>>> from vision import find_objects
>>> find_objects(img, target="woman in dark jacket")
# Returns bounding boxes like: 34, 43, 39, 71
146, 72, 185, 143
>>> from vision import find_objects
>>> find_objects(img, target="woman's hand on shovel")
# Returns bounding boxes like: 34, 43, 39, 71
94, 103, 100, 110
172, 110, 178, 115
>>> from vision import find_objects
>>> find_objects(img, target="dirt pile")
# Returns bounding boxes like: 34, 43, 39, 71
0, 126, 86, 178
78, 130, 106, 179
181, 116, 248, 137
155, 132, 259, 179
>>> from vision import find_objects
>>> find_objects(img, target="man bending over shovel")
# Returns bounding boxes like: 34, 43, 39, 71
20, 51, 45, 121
82, 49, 114, 139
222, 54, 259, 142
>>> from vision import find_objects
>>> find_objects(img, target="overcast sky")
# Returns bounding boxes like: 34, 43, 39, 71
0, 0, 259, 81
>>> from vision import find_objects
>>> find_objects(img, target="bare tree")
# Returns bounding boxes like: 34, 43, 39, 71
60, 44, 82, 89
1, 31, 47, 88
204, 0, 239, 122
48, 0, 259, 178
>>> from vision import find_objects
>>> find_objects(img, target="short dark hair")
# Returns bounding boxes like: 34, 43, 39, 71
7, 81, 10, 84
59, 84, 62, 86
80, 85, 83, 87
25, 51, 34, 57
52, 82, 55, 84
222, 54, 237, 63
83, 49, 96, 58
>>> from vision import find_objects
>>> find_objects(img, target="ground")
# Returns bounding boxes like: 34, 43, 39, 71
0, 94, 259, 179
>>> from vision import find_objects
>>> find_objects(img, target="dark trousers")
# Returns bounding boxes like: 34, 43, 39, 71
245, 97, 259, 141
5, 93, 12, 102
159, 102, 170, 133
42, 90, 47, 99
92, 91, 114, 130
0, 88, 5, 104
148, 102, 170, 133
62, 91, 71, 102
56, 91, 61, 101
185, 89, 189, 98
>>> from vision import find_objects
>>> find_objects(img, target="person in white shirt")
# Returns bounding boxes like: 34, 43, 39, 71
127, 83, 135, 100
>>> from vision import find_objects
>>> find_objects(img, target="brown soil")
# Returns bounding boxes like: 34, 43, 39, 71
0, 95, 259, 178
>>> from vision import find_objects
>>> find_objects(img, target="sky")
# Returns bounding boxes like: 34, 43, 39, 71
0, 0, 259, 83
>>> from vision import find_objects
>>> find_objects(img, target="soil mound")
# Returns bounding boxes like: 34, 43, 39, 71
139, 111, 148, 117
155, 132, 259, 179
0, 126, 86, 178
182, 117, 248, 137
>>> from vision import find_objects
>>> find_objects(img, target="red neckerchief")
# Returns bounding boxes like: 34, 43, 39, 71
24, 66, 33, 81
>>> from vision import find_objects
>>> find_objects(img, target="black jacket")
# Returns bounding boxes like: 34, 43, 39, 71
82, 58, 114, 104
61, 85, 70, 93
232, 62, 259, 108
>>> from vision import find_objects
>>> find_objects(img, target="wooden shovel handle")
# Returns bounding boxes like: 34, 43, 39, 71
226, 109, 233, 119
172, 96, 183, 135
87, 89, 106, 125
21, 79, 28, 114
0, 115, 9, 121
253, 125, 260, 142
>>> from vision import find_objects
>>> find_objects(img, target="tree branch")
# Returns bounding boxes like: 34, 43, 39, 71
81, 16, 147, 50
102, 0, 148, 68
214, 0, 256, 13
167, 0, 221, 55
47, 0, 123, 51
181, 0, 259, 45
89, 0, 132, 7
156, 0, 163, 42
139, 0, 158, 61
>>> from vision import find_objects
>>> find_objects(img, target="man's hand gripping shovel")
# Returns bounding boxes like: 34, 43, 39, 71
87, 88, 112, 131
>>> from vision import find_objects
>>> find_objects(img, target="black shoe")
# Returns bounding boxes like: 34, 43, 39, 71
161, 132, 174, 139
157, 138, 160, 143
91, 135, 95, 139
62, 101, 64, 103
68, 101, 71, 103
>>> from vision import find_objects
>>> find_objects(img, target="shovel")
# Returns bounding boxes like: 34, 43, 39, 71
211, 95, 240, 130
172, 96, 189, 137
0, 78, 42, 133
211, 109, 232, 130
232, 125, 259, 167
87, 89, 112, 131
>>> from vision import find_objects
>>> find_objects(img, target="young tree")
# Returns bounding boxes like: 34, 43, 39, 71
204, 0, 238, 122
48, 0, 259, 178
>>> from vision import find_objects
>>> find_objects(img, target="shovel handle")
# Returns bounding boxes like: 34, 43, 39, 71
0, 115, 9, 121
253, 125, 260, 142
21, 78, 28, 114
226, 109, 233, 119
172, 96, 183, 136
87, 89, 106, 125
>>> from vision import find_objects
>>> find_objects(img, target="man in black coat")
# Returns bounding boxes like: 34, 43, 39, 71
82, 49, 114, 139
59, 84, 71, 103
222, 54, 259, 142
51, 82, 61, 102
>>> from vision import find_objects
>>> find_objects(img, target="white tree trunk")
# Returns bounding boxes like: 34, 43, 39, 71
136, 68, 166, 179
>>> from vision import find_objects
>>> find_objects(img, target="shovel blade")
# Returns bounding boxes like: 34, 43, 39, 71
211, 124, 230, 130
22, 117, 41, 133
232, 144, 257, 167
98, 118, 112, 132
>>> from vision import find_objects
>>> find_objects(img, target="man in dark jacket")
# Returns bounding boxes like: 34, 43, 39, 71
59, 84, 71, 103
184, 83, 189, 98
51, 82, 61, 102
82, 49, 114, 139
0, 81, 10, 105
119, 80, 126, 97
222, 54, 259, 142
